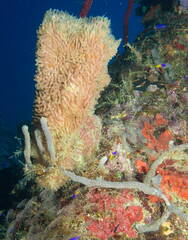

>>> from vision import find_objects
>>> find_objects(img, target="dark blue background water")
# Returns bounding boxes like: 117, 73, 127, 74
1, 0, 143, 134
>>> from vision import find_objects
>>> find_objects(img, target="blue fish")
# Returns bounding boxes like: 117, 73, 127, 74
161, 63, 167, 68
69, 237, 81, 240
155, 24, 167, 29
71, 194, 77, 199
112, 151, 117, 155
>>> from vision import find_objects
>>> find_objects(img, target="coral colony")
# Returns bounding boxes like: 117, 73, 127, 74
3, 0, 188, 240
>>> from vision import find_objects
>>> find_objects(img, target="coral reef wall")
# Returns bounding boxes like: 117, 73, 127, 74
3, 4, 188, 240
30, 10, 120, 190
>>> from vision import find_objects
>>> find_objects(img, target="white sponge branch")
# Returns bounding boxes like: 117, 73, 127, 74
22, 125, 32, 167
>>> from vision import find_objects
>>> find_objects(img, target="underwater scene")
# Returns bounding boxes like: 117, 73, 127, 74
1, 0, 188, 239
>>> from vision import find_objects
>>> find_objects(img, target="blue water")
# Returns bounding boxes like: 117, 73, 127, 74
0, 0, 143, 134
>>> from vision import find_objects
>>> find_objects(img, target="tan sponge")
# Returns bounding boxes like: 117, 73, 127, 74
29, 10, 120, 190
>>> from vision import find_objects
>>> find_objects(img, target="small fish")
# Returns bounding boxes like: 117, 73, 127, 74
74, 189, 81, 195
155, 24, 167, 29
71, 194, 77, 199
71, 190, 81, 199
109, 151, 118, 160
69, 237, 81, 240
111, 112, 127, 119
109, 154, 115, 160
154, 63, 166, 68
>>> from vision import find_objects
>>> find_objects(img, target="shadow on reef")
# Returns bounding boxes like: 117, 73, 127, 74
0, 121, 39, 239
0, 165, 23, 210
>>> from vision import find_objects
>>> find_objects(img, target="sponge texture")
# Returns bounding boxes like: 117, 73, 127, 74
31, 10, 120, 189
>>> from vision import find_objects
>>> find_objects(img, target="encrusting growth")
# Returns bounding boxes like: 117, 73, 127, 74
26, 10, 120, 190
